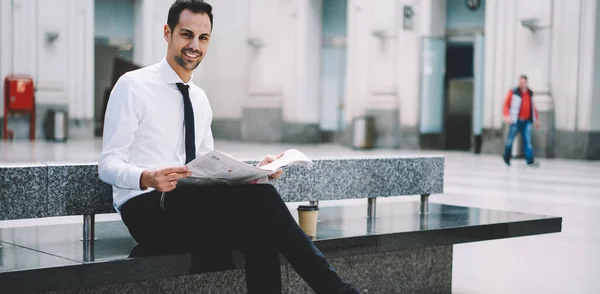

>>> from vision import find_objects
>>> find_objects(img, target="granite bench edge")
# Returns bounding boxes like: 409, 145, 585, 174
0, 213, 561, 294
0, 156, 444, 242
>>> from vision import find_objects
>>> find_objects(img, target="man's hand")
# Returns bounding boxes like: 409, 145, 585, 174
257, 154, 284, 180
140, 166, 192, 192
535, 120, 541, 129
504, 115, 512, 125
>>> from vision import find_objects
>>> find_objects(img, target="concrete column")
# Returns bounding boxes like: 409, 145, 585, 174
345, 0, 371, 137
396, 0, 422, 149
281, 0, 322, 143
481, 0, 518, 155
364, 0, 400, 148
196, 0, 326, 143
66, 0, 95, 138
194, 0, 249, 141
592, 0, 600, 138
133, 0, 151, 67
1, 0, 94, 139
133, 0, 165, 67
11, 0, 37, 79
574, 0, 600, 159
482, 0, 498, 132
133, 0, 178, 65
241, 0, 285, 142
0, 0, 14, 118
480, 0, 599, 159
346, 0, 439, 149
481, 0, 556, 157
514, 0, 554, 158
551, 0, 600, 159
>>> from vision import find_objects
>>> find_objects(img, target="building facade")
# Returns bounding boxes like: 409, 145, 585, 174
1, 0, 599, 159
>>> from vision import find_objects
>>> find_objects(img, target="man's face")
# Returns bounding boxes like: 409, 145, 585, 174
519, 78, 528, 90
164, 9, 212, 72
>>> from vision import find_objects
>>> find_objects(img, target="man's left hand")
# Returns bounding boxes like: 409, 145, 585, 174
535, 121, 541, 129
257, 154, 284, 180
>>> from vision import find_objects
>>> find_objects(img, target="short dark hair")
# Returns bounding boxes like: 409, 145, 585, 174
167, 0, 213, 33
519, 75, 528, 81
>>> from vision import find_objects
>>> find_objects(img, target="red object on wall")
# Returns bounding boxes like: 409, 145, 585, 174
4, 74, 35, 140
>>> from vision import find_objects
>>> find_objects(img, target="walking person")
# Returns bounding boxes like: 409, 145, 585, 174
98, 1, 366, 293
502, 75, 541, 167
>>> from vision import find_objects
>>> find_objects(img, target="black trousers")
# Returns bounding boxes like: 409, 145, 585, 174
120, 183, 358, 294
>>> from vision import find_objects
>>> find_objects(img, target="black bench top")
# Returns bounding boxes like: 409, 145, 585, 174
0, 201, 562, 293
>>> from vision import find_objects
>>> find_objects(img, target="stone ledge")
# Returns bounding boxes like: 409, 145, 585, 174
0, 202, 562, 293
0, 156, 444, 219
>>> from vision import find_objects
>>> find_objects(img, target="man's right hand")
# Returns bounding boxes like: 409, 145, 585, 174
504, 116, 512, 125
139, 167, 192, 192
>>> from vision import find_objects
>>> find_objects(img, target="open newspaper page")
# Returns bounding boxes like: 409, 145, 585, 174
184, 149, 314, 186
257, 149, 313, 172
185, 150, 270, 185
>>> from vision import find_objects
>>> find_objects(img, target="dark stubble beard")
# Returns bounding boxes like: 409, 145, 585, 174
174, 52, 201, 71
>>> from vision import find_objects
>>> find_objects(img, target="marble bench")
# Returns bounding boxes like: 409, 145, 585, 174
0, 156, 444, 243
0, 201, 562, 293
0, 156, 563, 293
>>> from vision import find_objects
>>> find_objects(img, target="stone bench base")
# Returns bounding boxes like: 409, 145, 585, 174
46, 246, 451, 294
0, 201, 561, 294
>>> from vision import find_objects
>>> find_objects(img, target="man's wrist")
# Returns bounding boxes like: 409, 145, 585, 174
139, 170, 151, 190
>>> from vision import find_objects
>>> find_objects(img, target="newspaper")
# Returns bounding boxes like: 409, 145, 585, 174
184, 149, 313, 185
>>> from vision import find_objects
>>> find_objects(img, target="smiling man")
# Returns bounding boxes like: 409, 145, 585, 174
98, 1, 365, 293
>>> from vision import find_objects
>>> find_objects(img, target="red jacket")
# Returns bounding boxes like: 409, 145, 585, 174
503, 87, 539, 122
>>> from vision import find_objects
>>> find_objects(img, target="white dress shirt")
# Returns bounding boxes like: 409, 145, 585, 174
99, 58, 214, 212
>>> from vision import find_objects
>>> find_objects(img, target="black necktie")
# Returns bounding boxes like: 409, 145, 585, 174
176, 83, 196, 164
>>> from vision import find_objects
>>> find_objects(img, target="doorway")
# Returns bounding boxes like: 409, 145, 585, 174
444, 43, 474, 151
319, 0, 348, 133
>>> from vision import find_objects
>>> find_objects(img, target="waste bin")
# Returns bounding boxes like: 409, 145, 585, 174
44, 109, 68, 142
352, 116, 376, 149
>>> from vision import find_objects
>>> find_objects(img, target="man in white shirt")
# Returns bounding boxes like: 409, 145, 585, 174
99, 1, 364, 293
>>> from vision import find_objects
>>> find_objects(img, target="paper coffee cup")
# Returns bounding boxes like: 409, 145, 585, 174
297, 205, 319, 239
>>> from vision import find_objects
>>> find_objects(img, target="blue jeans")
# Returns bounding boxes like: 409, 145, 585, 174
503, 120, 535, 164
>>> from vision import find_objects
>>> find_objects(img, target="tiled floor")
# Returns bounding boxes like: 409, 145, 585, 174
2, 138, 600, 293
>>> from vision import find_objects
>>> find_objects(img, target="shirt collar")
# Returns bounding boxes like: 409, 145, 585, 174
159, 57, 194, 85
